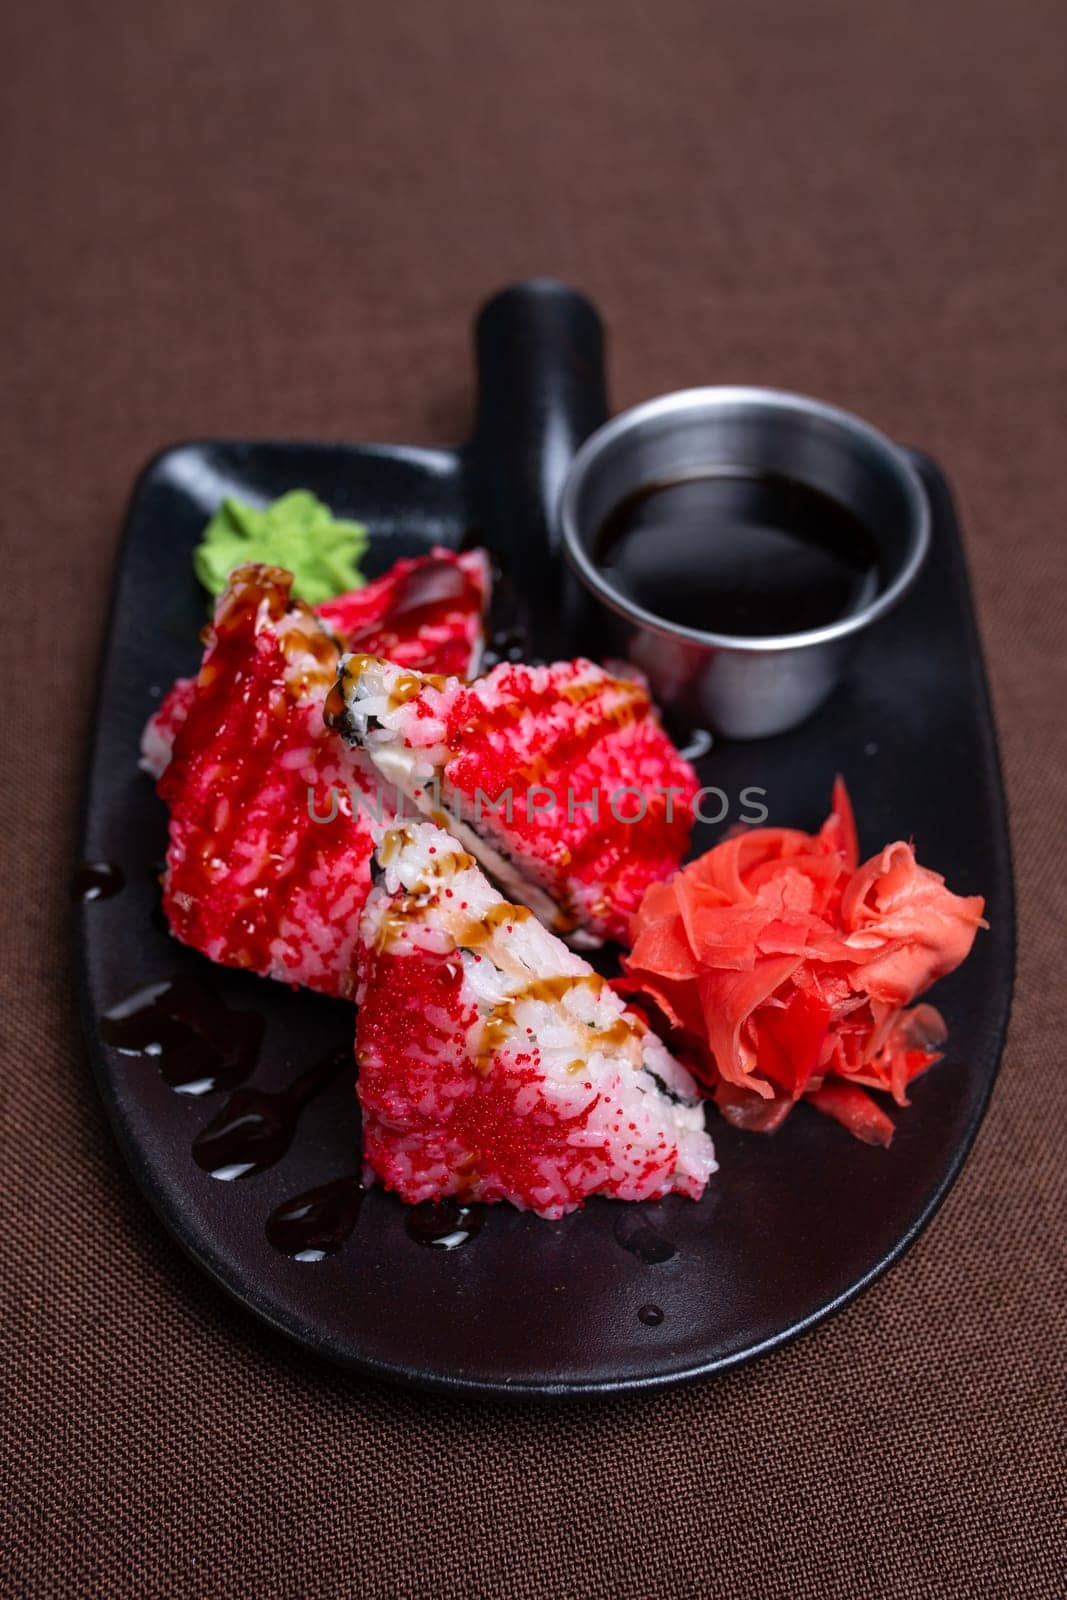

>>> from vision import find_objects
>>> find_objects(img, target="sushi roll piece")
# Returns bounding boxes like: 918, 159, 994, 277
318, 545, 489, 679
145, 564, 390, 998
356, 821, 716, 1217
141, 673, 197, 782
327, 655, 699, 947
142, 545, 490, 781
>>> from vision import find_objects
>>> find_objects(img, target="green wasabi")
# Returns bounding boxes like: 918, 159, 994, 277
193, 491, 368, 606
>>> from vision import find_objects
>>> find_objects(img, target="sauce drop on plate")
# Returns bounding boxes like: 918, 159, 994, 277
101, 976, 264, 1095
404, 1198, 486, 1250
266, 1176, 365, 1261
614, 1212, 677, 1265
191, 1047, 349, 1179
73, 861, 124, 901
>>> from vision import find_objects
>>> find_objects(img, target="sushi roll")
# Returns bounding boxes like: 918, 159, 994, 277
141, 674, 196, 781
356, 821, 716, 1217
317, 546, 489, 679
142, 545, 490, 781
145, 564, 390, 998
327, 654, 699, 947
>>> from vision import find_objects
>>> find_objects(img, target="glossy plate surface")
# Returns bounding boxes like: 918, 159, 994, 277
76, 284, 1013, 1397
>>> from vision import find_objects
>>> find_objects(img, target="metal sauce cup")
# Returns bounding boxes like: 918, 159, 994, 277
559, 387, 930, 739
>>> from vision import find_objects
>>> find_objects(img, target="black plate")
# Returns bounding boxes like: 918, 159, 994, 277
76, 282, 1014, 1398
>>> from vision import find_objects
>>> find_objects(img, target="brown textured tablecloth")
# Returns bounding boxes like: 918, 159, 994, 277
2, 2, 1064, 1595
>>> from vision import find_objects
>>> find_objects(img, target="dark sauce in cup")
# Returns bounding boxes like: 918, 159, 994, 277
595, 469, 881, 638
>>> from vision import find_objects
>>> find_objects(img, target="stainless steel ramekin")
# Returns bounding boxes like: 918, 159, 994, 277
559, 387, 930, 739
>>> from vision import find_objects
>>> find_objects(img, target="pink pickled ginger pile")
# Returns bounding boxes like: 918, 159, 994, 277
619, 780, 987, 1145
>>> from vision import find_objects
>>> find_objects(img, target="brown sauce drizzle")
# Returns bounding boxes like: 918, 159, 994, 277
372, 888, 433, 953
549, 902, 581, 936
589, 1015, 637, 1050
425, 847, 476, 880
377, 826, 408, 866
279, 616, 339, 700
73, 861, 124, 901
384, 667, 448, 711
371, 835, 480, 952
442, 934, 645, 1074
615, 1212, 677, 1265
454, 901, 533, 949
266, 1175, 365, 1261
101, 976, 264, 1095
192, 1046, 350, 1180
386, 672, 426, 708
471, 970, 635, 1073
322, 676, 348, 726
523, 973, 606, 1004
334, 654, 448, 717
404, 1198, 486, 1250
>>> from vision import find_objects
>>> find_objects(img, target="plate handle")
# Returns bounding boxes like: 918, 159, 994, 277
470, 279, 608, 657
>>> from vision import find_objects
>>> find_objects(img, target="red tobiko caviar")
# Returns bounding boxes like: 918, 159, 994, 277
356, 947, 605, 1213
437, 662, 698, 945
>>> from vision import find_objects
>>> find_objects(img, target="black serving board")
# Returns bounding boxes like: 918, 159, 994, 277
76, 281, 1014, 1398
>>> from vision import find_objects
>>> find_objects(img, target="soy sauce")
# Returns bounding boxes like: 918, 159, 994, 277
596, 470, 880, 638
